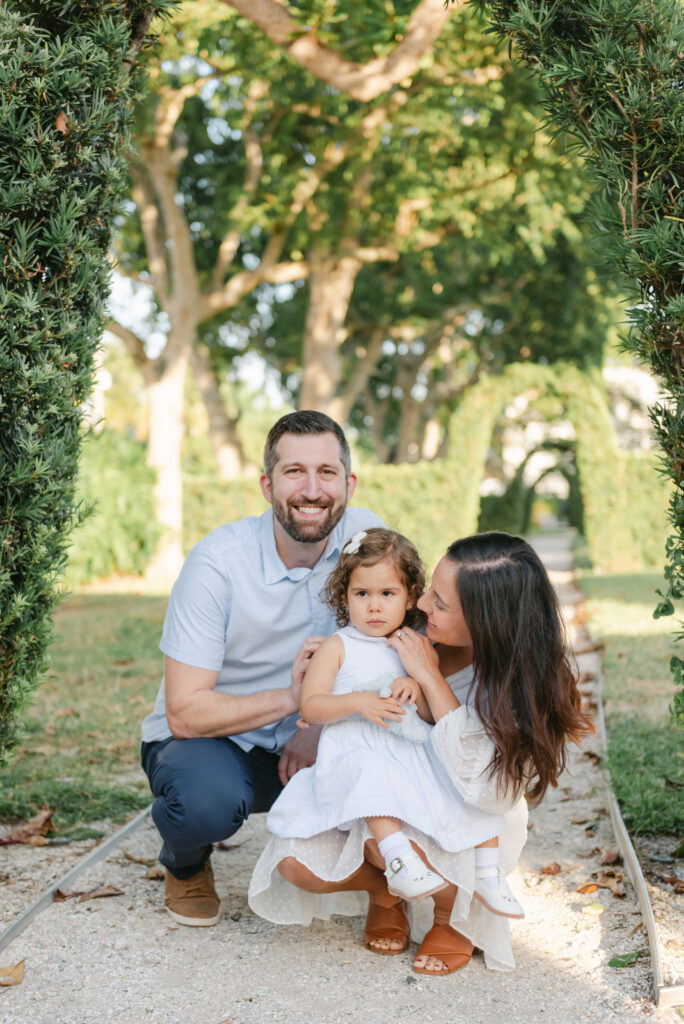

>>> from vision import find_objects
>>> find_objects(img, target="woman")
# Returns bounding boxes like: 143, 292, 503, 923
249, 532, 593, 974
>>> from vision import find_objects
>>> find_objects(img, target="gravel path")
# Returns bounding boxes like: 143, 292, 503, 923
1, 533, 681, 1023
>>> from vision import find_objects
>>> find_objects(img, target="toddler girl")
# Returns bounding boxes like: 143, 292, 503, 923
250, 529, 521, 921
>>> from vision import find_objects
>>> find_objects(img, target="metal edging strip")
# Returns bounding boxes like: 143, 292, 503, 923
593, 645, 684, 1009
0, 803, 152, 957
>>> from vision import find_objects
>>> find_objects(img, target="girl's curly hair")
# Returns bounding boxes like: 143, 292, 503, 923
322, 528, 426, 629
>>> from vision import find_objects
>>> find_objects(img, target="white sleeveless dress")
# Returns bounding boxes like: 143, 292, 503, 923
248, 626, 528, 971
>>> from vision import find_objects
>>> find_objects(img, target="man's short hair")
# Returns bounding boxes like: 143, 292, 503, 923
263, 410, 351, 478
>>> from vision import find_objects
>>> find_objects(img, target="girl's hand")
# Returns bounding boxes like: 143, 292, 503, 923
390, 675, 421, 705
354, 691, 406, 729
387, 627, 440, 684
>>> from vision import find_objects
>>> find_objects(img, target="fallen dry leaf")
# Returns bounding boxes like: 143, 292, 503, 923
28, 835, 49, 847
54, 889, 83, 902
55, 111, 68, 135
112, 658, 134, 666
146, 866, 164, 881
55, 885, 124, 903
659, 874, 684, 894
577, 882, 599, 894
78, 885, 123, 903
0, 808, 53, 845
629, 922, 645, 937
571, 816, 591, 825
214, 841, 240, 852
0, 961, 24, 987
581, 750, 602, 766
541, 862, 562, 875
600, 849, 621, 865
124, 851, 154, 866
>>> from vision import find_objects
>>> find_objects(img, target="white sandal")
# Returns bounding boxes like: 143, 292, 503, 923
384, 850, 448, 901
473, 867, 525, 918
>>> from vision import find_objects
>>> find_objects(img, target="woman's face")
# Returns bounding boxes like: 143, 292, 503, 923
417, 557, 472, 649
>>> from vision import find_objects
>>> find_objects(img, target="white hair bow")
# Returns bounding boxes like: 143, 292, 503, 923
342, 531, 367, 555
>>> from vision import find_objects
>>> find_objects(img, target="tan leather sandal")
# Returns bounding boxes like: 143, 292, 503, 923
412, 923, 473, 975
364, 899, 410, 955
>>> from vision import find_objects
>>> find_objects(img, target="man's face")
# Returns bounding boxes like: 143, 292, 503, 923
260, 432, 357, 544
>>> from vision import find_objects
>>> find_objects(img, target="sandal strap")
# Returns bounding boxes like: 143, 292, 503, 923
417, 923, 474, 962
364, 900, 410, 945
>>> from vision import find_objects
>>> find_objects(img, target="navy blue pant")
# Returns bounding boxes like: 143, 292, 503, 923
141, 737, 283, 879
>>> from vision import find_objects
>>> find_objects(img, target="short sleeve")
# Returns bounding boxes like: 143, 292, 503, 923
430, 706, 520, 814
160, 544, 232, 671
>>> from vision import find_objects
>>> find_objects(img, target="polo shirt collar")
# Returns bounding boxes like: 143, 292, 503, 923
260, 507, 347, 584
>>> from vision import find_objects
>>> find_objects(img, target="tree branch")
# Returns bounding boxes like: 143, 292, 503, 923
210, 81, 268, 291
200, 258, 310, 320
129, 164, 171, 309
154, 73, 223, 150
106, 320, 159, 384
218, 0, 457, 100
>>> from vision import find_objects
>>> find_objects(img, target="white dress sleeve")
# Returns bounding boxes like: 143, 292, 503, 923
430, 706, 521, 814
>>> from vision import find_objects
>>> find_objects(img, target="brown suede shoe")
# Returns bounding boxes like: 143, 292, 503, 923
164, 860, 220, 927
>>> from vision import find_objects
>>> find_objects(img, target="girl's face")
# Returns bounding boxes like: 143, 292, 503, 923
418, 557, 472, 649
346, 558, 411, 637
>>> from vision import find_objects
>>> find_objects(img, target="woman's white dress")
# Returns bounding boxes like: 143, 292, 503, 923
248, 626, 528, 971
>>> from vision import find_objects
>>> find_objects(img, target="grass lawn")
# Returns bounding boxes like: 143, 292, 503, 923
578, 569, 683, 838
0, 588, 168, 829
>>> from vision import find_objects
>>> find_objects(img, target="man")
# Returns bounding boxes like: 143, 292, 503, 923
141, 410, 383, 926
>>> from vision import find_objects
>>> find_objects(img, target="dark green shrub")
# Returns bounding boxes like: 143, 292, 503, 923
0, 1, 171, 762
66, 429, 161, 585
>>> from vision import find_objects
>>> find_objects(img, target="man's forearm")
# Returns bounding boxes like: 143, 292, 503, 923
167, 686, 298, 739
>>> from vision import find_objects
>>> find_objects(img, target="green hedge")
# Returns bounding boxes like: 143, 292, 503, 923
66, 429, 161, 585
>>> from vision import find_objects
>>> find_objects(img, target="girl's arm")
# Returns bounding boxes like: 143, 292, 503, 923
387, 630, 460, 721
300, 637, 406, 728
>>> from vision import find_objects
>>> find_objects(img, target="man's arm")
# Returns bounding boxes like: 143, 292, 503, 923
165, 656, 299, 740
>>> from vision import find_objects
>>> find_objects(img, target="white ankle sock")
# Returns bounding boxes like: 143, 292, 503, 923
378, 831, 413, 876
475, 846, 501, 890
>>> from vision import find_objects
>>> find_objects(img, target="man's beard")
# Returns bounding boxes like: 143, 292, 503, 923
272, 497, 346, 544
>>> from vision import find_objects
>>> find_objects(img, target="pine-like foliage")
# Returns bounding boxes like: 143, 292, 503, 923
473, 0, 684, 723
0, 1, 172, 762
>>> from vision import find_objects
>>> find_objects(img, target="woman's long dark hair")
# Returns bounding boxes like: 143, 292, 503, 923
446, 531, 594, 805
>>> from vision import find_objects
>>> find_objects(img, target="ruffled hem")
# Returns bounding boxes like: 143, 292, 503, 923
248, 819, 520, 972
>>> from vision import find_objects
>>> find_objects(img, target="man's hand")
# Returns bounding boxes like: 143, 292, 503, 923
278, 723, 323, 786
290, 635, 327, 708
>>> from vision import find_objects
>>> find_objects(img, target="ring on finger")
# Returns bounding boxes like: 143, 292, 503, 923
397, 631, 406, 640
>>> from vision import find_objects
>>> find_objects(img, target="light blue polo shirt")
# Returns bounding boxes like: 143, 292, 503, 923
141, 506, 383, 752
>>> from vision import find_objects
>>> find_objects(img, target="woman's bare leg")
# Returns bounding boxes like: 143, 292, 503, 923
278, 847, 407, 952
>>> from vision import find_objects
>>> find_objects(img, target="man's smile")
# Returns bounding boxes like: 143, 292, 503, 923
293, 505, 329, 517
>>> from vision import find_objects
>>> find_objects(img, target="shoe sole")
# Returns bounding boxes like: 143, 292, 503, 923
473, 891, 525, 918
165, 906, 220, 927
387, 879, 449, 902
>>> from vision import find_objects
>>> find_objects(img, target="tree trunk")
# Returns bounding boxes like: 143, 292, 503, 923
395, 397, 422, 463
299, 255, 361, 414
190, 342, 252, 480
421, 414, 443, 460
145, 347, 188, 584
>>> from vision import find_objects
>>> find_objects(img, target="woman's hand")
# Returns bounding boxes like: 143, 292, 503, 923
387, 628, 440, 685
390, 675, 421, 705
354, 691, 406, 729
